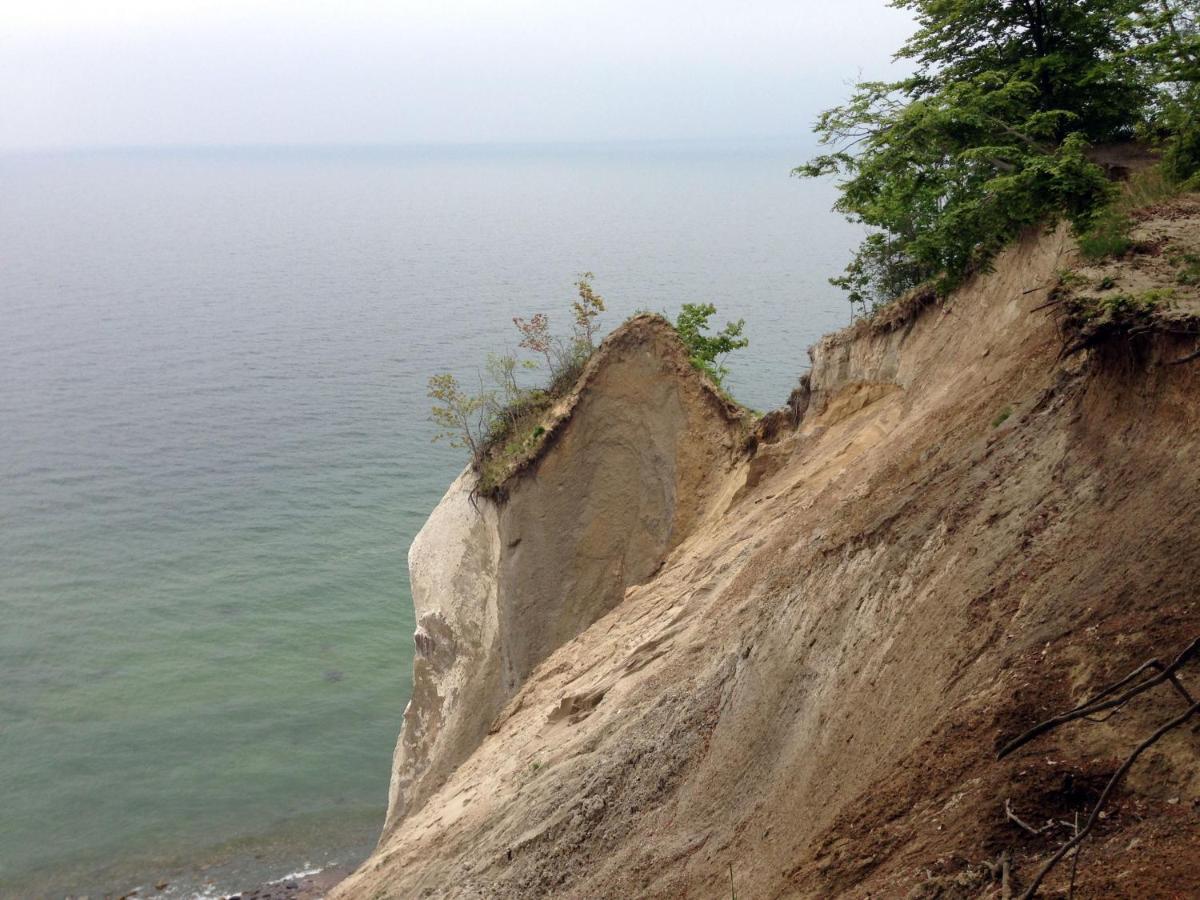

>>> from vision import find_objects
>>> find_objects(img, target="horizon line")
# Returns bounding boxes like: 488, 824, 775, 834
0, 133, 818, 156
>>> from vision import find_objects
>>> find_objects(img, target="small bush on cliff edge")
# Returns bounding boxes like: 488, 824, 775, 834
429, 281, 752, 495
428, 274, 608, 492
673, 303, 749, 387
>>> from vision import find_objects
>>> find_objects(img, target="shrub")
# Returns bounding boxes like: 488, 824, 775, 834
673, 303, 749, 386
571, 272, 606, 349
1163, 118, 1200, 187
429, 274, 612, 490
428, 373, 486, 458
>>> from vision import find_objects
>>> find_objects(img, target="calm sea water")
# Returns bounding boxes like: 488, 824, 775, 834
0, 142, 860, 898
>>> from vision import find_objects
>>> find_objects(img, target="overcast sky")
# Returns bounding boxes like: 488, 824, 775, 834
0, 0, 913, 150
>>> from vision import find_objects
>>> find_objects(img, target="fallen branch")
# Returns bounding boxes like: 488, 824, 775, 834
987, 851, 1014, 899
1016, 698, 1200, 899
998, 637, 1200, 759
1030, 296, 1063, 313
993, 638, 1200, 897
1066, 812, 1081, 900
1005, 798, 1053, 836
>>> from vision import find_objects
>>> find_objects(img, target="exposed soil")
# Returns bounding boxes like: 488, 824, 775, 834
335, 198, 1200, 899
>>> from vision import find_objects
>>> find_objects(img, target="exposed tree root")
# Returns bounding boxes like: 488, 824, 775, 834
1167, 344, 1200, 365
994, 637, 1200, 899
998, 637, 1200, 759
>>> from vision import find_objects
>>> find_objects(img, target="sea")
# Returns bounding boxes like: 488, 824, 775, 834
0, 140, 861, 898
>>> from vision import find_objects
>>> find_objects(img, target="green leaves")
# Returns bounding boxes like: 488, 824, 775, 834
428, 373, 486, 457
673, 303, 749, 386
798, 0, 1147, 310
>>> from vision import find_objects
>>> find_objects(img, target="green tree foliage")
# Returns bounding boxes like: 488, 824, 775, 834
673, 303, 749, 386
795, 0, 1192, 310
1127, 1, 1200, 183
428, 372, 486, 458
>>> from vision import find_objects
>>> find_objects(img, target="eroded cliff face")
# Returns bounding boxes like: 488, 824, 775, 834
384, 317, 746, 833
345, 200, 1200, 899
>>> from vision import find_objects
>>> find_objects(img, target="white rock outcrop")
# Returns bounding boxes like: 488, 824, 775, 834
383, 317, 746, 834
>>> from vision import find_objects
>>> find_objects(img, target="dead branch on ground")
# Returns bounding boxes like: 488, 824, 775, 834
994, 637, 1200, 899
985, 851, 1014, 899
1004, 798, 1053, 836
997, 637, 1199, 759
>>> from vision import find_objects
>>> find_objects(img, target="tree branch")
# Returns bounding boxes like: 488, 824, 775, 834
1017, 699, 1200, 899
997, 637, 1200, 759
1167, 345, 1200, 366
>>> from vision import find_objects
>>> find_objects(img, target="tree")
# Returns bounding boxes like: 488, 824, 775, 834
428, 373, 486, 459
899, 0, 1146, 141
674, 303, 749, 387
513, 313, 553, 371
1125, 1, 1200, 183
572, 272, 606, 349
797, 0, 1147, 308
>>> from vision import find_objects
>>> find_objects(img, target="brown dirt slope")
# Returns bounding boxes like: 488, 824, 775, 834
383, 316, 747, 835
338, 199, 1200, 899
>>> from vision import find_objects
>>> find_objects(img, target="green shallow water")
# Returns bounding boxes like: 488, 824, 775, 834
0, 141, 859, 898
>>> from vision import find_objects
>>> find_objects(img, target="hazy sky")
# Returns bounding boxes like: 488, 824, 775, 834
0, 0, 913, 150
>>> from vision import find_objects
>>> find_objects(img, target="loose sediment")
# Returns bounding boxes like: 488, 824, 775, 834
339, 200, 1200, 899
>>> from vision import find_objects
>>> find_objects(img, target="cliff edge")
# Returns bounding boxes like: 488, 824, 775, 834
383, 316, 747, 834
340, 198, 1200, 899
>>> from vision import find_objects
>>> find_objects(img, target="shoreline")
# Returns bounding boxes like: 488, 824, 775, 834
222, 864, 351, 900
58, 861, 354, 900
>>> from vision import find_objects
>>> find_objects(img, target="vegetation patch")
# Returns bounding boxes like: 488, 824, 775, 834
1079, 165, 1184, 261
1066, 289, 1173, 324
1078, 207, 1135, 261
429, 278, 750, 499
1169, 249, 1200, 286
427, 273, 606, 497
1056, 285, 1176, 356
794, 0, 1200, 315
860, 285, 939, 335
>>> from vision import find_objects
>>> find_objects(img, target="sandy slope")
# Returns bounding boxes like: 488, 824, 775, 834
337, 199, 1200, 899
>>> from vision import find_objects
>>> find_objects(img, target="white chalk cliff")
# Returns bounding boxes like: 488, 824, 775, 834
337, 205, 1200, 899
384, 317, 747, 834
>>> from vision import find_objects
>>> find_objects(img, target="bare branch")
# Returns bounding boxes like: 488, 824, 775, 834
998, 637, 1200, 759
1017, 699, 1200, 899
1005, 798, 1053, 835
